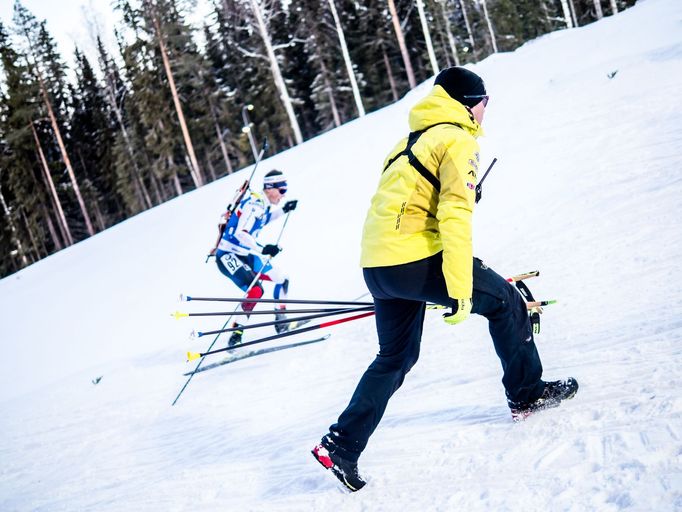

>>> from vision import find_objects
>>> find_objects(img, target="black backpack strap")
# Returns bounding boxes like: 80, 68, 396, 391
382, 122, 462, 193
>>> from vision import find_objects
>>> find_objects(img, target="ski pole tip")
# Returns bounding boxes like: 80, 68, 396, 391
172, 311, 189, 320
187, 351, 201, 362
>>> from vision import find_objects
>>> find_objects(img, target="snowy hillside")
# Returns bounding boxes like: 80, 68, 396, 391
1, 0, 681, 510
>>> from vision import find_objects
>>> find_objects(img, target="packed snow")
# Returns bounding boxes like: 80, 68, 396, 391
1, 0, 681, 509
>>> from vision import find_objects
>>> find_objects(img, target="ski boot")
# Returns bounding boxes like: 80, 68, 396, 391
508, 378, 579, 421
311, 435, 366, 492
228, 323, 244, 348
275, 312, 289, 334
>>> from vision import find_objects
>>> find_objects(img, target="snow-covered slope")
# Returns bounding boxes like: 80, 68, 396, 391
1, 0, 681, 509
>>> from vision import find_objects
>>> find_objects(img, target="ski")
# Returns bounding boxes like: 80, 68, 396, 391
183, 334, 331, 375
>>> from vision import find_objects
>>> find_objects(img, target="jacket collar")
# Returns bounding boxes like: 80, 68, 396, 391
408, 85, 484, 138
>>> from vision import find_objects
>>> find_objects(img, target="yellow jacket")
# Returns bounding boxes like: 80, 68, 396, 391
360, 85, 483, 300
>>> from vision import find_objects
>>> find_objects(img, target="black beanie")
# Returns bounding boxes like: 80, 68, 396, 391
434, 67, 486, 108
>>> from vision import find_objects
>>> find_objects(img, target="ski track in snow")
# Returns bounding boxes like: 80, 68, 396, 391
1, 1, 682, 510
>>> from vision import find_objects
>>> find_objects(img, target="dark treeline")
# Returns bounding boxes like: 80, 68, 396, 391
0, 0, 634, 278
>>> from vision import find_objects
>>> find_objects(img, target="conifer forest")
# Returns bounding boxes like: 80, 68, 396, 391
0, 0, 634, 278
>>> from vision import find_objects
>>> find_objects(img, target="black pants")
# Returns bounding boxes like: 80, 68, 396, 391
328, 253, 544, 462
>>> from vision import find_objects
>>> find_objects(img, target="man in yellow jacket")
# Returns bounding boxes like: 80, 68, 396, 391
312, 67, 578, 492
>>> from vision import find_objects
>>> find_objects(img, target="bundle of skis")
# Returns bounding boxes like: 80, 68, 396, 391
176, 295, 375, 361
170, 269, 555, 405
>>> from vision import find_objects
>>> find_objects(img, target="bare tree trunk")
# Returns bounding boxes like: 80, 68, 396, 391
35, 149, 68, 247
172, 170, 183, 197
30, 122, 73, 245
480, 0, 498, 53
0, 181, 30, 266
568, 0, 579, 26
387, 0, 416, 89
20, 208, 41, 260
541, 0, 552, 26
440, 0, 460, 66
149, 171, 163, 204
312, 42, 341, 127
593, 0, 603, 19
149, 9, 205, 187
382, 45, 400, 102
208, 100, 233, 175
102, 79, 152, 210
206, 158, 217, 182
609, 0, 618, 15
323, 65, 342, 127
248, 0, 303, 144
416, 0, 439, 74
77, 151, 105, 232
459, 0, 475, 50
19, 23, 95, 236
36, 71, 95, 236
327, 0, 365, 117
91, 195, 106, 231
42, 204, 63, 251
560, 0, 574, 28
185, 154, 201, 188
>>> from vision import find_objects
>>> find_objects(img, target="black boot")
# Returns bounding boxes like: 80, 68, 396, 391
311, 435, 366, 492
507, 378, 579, 421
228, 323, 244, 348
275, 312, 289, 334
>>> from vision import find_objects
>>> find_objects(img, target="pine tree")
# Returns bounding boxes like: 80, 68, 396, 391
14, 2, 96, 237
0, 19, 63, 269
69, 49, 122, 229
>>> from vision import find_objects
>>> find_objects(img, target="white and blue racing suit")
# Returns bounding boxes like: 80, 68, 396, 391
215, 191, 289, 311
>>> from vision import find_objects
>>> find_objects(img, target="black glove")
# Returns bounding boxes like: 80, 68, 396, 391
261, 244, 281, 257
282, 200, 298, 213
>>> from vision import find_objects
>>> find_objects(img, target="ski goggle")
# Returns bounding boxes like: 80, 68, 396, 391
463, 94, 489, 107
264, 181, 287, 194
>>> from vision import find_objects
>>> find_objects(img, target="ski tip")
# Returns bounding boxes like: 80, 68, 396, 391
172, 311, 189, 320
187, 351, 201, 362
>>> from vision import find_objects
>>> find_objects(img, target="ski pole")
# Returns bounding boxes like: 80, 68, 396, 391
187, 311, 375, 361
425, 301, 555, 311
526, 300, 556, 308
475, 157, 497, 204
507, 270, 539, 283
173, 275, 263, 406
242, 104, 259, 162
205, 138, 269, 264
173, 307, 368, 319
182, 296, 374, 306
172, 210, 290, 406
193, 306, 375, 337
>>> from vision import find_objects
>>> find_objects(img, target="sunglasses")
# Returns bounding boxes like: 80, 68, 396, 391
463, 94, 489, 107
265, 182, 287, 194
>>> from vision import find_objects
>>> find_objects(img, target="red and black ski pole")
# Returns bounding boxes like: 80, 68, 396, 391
187, 310, 375, 361
192, 306, 374, 337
